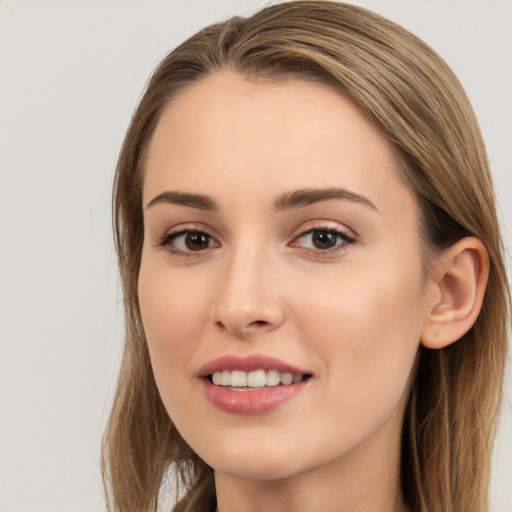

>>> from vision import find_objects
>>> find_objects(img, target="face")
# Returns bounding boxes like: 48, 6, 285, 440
139, 73, 434, 484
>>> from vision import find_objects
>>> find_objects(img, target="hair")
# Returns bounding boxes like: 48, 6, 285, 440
102, 2, 511, 512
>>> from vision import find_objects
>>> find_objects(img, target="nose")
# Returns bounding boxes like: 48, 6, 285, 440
210, 243, 285, 338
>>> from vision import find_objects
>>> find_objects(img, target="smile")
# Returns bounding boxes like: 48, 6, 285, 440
199, 354, 313, 414
210, 369, 306, 389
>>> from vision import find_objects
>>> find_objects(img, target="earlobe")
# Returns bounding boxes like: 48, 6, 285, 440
421, 237, 489, 349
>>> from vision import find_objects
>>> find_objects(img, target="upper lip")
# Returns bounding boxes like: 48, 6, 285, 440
197, 354, 310, 377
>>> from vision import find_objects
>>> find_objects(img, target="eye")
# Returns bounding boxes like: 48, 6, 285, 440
158, 229, 218, 254
292, 228, 355, 251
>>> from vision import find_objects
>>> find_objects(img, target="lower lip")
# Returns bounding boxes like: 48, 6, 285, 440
201, 378, 309, 415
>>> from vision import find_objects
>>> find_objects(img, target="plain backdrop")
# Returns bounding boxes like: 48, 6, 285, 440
0, 1, 510, 511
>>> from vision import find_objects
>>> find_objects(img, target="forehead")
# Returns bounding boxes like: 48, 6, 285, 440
143, 72, 416, 218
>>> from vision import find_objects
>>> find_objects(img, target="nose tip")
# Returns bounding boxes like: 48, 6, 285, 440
210, 253, 285, 338
213, 305, 281, 338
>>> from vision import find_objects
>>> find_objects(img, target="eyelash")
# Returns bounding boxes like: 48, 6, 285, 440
156, 228, 218, 258
156, 226, 357, 258
290, 227, 356, 256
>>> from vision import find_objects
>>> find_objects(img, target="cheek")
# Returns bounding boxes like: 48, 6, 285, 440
294, 260, 426, 397
138, 262, 208, 389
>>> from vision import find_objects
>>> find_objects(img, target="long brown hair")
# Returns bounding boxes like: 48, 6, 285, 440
102, 2, 511, 511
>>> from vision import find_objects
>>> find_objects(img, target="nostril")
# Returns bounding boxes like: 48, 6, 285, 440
211, 301, 284, 336
214, 318, 271, 336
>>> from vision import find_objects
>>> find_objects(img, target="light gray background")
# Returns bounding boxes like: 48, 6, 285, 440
0, 1, 510, 511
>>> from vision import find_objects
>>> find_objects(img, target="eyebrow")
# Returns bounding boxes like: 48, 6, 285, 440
146, 191, 217, 211
274, 188, 378, 211
145, 187, 377, 212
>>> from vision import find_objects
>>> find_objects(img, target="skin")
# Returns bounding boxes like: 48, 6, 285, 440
138, 73, 440, 512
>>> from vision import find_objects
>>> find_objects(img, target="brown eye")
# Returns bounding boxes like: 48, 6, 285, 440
159, 230, 218, 253
311, 230, 338, 249
293, 228, 356, 252
184, 231, 211, 251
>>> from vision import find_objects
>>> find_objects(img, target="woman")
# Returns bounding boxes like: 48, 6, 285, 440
102, 2, 510, 511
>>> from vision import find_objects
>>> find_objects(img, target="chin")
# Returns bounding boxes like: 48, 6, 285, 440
185, 426, 308, 481
211, 455, 305, 482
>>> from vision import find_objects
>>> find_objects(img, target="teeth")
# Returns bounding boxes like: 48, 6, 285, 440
280, 372, 293, 385
247, 369, 266, 388
266, 369, 280, 387
231, 370, 247, 387
221, 370, 230, 386
211, 370, 305, 388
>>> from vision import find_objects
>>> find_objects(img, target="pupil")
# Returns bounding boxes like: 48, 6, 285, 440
185, 232, 209, 250
312, 230, 337, 249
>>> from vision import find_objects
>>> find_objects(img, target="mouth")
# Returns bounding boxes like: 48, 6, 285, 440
209, 369, 312, 390
198, 354, 313, 414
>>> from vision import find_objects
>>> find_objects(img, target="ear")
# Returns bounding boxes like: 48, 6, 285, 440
421, 237, 489, 349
